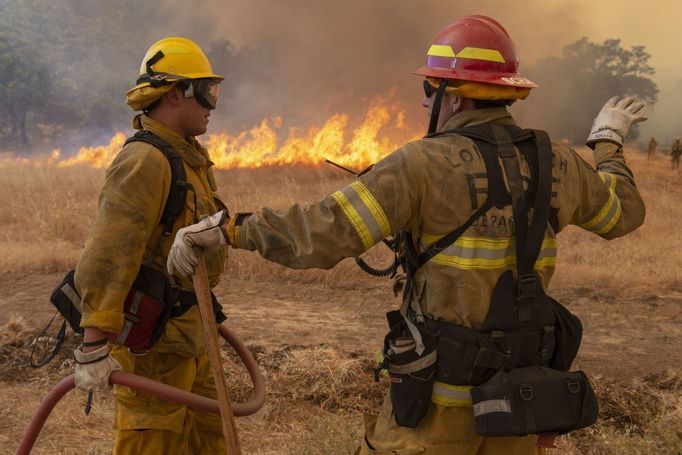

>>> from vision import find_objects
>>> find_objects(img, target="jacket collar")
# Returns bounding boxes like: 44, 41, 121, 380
439, 107, 518, 132
133, 114, 213, 169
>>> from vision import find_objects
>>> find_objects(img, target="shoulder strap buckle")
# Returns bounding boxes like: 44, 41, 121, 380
517, 273, 537, 301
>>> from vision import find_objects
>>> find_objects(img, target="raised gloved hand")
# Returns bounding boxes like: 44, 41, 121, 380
586, 96, 647, 148
167, 210, 229, 277
73, 343, 122, 393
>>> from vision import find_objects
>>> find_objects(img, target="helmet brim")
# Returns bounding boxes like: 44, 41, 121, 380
413, 66, 537, 89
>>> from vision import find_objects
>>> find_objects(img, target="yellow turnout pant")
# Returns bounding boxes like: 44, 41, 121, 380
357, 390, 545, 455
111, 347, 226, 455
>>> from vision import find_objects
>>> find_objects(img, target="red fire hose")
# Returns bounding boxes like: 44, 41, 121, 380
15, 324, 266, 455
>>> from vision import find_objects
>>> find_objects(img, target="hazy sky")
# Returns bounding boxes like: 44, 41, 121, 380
143, 0, 682, 142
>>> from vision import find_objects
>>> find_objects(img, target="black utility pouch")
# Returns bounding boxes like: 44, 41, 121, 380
471, 366, 598, 437
49, 270, 84, 334
380, 311, 438, 428
547, 296, 583, 371
48, 266, 180, 352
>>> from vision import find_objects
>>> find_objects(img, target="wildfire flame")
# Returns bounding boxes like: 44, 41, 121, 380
54, 96, 420, 170
57, 133, 127, 168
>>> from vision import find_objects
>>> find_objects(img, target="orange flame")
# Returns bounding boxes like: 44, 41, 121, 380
56, 96, 420, 170
57, 132, 127, 168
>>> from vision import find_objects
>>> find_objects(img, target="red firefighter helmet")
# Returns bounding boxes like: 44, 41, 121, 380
414, 15, 536, 89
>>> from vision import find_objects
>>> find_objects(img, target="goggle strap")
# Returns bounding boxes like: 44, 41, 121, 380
427, 79, 449, 135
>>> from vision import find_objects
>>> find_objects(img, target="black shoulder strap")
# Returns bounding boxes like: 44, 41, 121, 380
124, 130, 189, 235
490, 124, 529, 266
519, 130, 553, 275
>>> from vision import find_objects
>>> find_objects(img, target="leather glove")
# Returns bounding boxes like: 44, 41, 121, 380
73, 344, 122, 393
586, 95, 647, 148
167, 210, 228, 277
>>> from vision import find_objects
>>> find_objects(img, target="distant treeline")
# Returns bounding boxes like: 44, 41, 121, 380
0, 1, 231, 150
518, 37, 658, 143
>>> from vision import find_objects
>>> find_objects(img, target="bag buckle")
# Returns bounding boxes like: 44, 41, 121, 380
490, 330, 505, 343
517, 274, 537, 301
567, 378, 581, 394
519, 384, 534, 401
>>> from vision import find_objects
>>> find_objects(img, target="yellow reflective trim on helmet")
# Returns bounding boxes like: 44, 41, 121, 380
455, 47, 506, 63
579, 172, 622, 234
427, 44, 456, 58
332, 190, 374, 250
350, 181, 392, 239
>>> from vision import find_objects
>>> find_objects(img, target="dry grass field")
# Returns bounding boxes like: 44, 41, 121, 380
0, 147, 681, 454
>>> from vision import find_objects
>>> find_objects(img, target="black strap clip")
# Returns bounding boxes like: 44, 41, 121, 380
516, 273, 537, 302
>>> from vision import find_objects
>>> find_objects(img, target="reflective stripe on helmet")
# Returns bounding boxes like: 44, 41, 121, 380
427, 45, 506, 64
455, 47, 506, 63
427, 44, 456, 58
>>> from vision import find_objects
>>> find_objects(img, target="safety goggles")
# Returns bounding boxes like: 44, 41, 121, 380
183, 79, 221, 109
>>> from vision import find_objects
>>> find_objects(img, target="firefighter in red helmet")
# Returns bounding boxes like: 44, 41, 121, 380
414, 15, 537, 135
167, 15, 646, 454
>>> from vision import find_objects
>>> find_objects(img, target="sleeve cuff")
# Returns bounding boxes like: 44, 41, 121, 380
80, 310, 124, 335
592, 142, 622, 166
225, 212, 252, 248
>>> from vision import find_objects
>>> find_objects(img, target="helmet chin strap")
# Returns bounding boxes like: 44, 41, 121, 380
427, 79, 449, 136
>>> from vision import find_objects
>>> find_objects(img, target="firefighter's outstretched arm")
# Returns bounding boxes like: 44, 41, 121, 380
568, 96, 647, 239
167, 144, 423, 274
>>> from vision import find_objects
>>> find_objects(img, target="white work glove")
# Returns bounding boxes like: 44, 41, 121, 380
167, 210, 228, 278
586, 95, 647, 148
73, 344, 122, 393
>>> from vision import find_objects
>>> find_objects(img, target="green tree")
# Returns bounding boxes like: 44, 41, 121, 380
519, 38, 658, 143
0, 0, 167, 148
0, 14, 53, 146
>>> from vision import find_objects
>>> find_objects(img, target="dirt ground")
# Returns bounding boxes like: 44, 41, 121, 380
1, 149, 681, 454
1, 270, 681, 454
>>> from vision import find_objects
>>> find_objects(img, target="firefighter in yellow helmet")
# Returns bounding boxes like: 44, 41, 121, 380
167, 16, 647, 455
72, 37, 229, 454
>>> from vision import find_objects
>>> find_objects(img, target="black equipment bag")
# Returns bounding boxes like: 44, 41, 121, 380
49, 270, 84, 335
377, 310, 438, 428
471, 365, 598, 437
